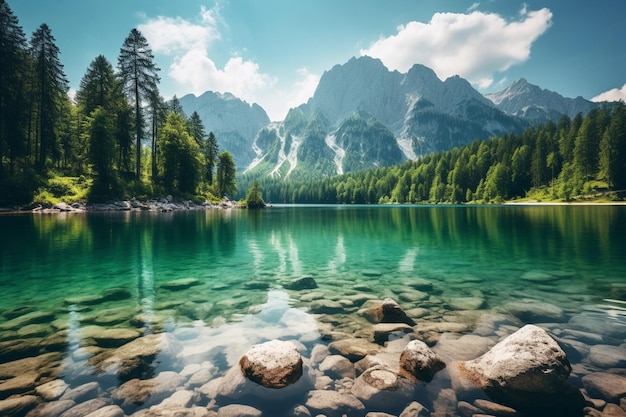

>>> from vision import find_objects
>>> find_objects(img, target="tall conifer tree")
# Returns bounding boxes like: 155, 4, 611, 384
117, 28, 160, 179
0, 0, 29, 174
29, 23, 68, 171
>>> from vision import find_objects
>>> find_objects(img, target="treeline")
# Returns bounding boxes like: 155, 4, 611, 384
0, 1, 235, 205
241, 103, 626, 204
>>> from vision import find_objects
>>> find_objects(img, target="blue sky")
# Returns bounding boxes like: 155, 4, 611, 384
9, 0, 626, 121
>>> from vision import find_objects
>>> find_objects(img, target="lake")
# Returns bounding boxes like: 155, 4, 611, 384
1, 205, 625, 416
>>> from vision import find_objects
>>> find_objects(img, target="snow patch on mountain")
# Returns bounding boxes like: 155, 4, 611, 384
325, 133, 346, 175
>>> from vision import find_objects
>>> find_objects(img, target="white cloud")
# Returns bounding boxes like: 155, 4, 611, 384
139, 5, 278, 116
250, 68, 320, 121
360, 7, 552, 89
138, 6, 220, 54
592, 83, 626, 102
468, 2, 480, 12
286, 68, 320, 109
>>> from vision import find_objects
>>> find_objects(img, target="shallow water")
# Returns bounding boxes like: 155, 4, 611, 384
1, 205, 625, 416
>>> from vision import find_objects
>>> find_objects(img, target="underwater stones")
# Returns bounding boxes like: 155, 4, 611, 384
406, 278, 434, 292
380, 298, 417, 326
92, 328, 141, 348
112, 372, 185, 411
159, 278, 201, 291
96, 333, 182, 381
58, 398, 112, 417
217, 404, 262, 417
458, 324, 584, 414
26, 399, 76, 417
520, 270, 558, 282
0, 395, 39, 416
60, 381, 102, 403
83, 405, 125, 417
328, 338, 381, 362
398, 401, 430, 417
373, 323, 413, 344
305, 390, 366, 417
447, 296, 486, 311
309, 299, 344, 314
351, 366, 415, 411
432, 333, 494, 362
588, 344, 626, 368
501, 299, 566, 322
0, 371, 39, 399
582, 372, 626, 402
0, 310, 56, 331
285, 276, 318, 290
35, 379, 69, 401
399, 340, 445, 382
63, 287, 132, 306
320, 355, 356, 379
239, 340, 303, 388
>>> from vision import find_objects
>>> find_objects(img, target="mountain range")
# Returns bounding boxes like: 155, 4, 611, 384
179, 56, 603, 179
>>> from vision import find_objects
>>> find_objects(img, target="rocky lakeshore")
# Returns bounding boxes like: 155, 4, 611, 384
1, 196, 240, 214
1, 272, 626, 417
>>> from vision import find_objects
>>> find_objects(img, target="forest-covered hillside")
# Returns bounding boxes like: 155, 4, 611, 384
0, 1, 234, 206
239, 104, 626, 204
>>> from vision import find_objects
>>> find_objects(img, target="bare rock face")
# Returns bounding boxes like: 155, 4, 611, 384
458, 324, 584, 415
239, 340, 303, 389
399, 340, 446, 382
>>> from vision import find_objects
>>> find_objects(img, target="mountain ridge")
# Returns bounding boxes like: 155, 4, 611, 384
180, 56, 606, 178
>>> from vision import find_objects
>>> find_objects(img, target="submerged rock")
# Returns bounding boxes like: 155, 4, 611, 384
582, 372, 626, 402
95, 333, 182, 381
328, 338, 381, 362
159, 278, 201, 291
380, 298, 417, 326
239, 340, 303, 389
457, 324, 584, 415
502, 299, 566, 323
305, 390, 366, 417
285, 276, 318, 290
351, 365, 415, 412
399, 340, 446, 382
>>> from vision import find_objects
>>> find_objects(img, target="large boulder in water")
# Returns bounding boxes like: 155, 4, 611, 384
239, 340, 303, 389
399, 339, 446, 382
457, 324, 584, 415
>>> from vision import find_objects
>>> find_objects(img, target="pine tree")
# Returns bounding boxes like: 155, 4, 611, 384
160, 112, 201, 194
205, 131, 219, 184
117, 28, 160, 179
76, 55, 118, 115
0, 0, 29, 175
29, 23, 68, 171
216, 151, 237, 197
599, 102, 626, 190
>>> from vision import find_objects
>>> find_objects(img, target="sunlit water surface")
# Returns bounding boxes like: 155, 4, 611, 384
1, 205, 625, 416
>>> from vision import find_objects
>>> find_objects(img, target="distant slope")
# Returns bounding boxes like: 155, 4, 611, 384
179, 91, 270, 169
485, 78, 597, 121
245, 56, 523, 179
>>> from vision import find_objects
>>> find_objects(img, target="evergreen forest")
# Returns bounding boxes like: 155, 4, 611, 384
240, 104, 626, 204
0, 1, 235, 206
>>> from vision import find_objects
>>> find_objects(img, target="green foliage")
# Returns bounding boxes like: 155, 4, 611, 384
35, 175, 91, 205
241, 104, 625, 205
160, 112, 202, 195
244, 179, 266, 208
216, 151, 237, 197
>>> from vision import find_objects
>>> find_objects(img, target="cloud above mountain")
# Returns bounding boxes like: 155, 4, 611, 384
138, 5, 317, 120
592, 84, 626, 103
360, 7, 552, 89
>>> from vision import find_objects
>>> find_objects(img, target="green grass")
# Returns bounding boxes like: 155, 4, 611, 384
33, 175, 92, 206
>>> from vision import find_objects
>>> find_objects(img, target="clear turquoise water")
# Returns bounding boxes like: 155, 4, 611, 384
1, 205, 625, 415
